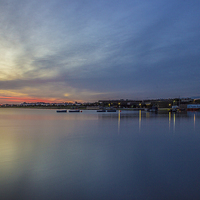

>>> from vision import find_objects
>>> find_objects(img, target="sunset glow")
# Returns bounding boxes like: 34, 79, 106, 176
0, 0, 199, 104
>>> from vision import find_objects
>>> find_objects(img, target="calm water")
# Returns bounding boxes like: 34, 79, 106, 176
0, 109, 200, 200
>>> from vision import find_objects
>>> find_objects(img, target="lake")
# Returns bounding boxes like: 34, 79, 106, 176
0, 109, 200, 200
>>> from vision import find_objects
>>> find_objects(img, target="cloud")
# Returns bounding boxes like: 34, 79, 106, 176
0, 0, 200, 103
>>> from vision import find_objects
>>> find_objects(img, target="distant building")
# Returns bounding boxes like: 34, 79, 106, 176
187, 104, 200, 111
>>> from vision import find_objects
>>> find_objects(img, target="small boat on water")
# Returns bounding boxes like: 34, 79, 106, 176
56, 110, 67, 113
97, 109, 106, 112
69, 110, 80, 112
107, 109, 117, 112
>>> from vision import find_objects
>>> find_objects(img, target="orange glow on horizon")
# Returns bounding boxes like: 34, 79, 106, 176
0, 96, 75, 104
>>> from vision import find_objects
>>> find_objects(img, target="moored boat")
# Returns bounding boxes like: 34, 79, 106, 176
56, 110, 67, 113
69, 110, 80, 112
172, 106, 178, 112
107, 109, 117, 112
97, 109, 106, 112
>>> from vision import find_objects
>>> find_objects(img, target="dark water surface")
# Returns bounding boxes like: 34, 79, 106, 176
0, 109, 200, 200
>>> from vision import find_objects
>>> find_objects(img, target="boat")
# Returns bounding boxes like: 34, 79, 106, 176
69, 109, 80, 112
172, 106, 178, 112
97, 109, 106, 112
56, 110, 67, 113
107, 109, 117, 112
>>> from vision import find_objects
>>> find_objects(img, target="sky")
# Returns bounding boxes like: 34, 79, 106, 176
0, 0, 200, 104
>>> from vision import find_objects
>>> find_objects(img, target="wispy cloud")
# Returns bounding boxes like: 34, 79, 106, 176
0, 0, 200, 103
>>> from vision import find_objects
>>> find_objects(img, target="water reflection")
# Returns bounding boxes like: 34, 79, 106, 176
97, 110, 199, 120
186, 111, 199, 132
146, 112, 150, 118
118, 111, 120, 134
173, 113, 176, 132
139, 110, 141, 132
1, 109, 200, 200
96, 110, 200, 135
169, 111, 171, 130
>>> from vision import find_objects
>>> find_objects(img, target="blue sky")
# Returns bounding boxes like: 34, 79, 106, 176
0, 0, 200, 103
